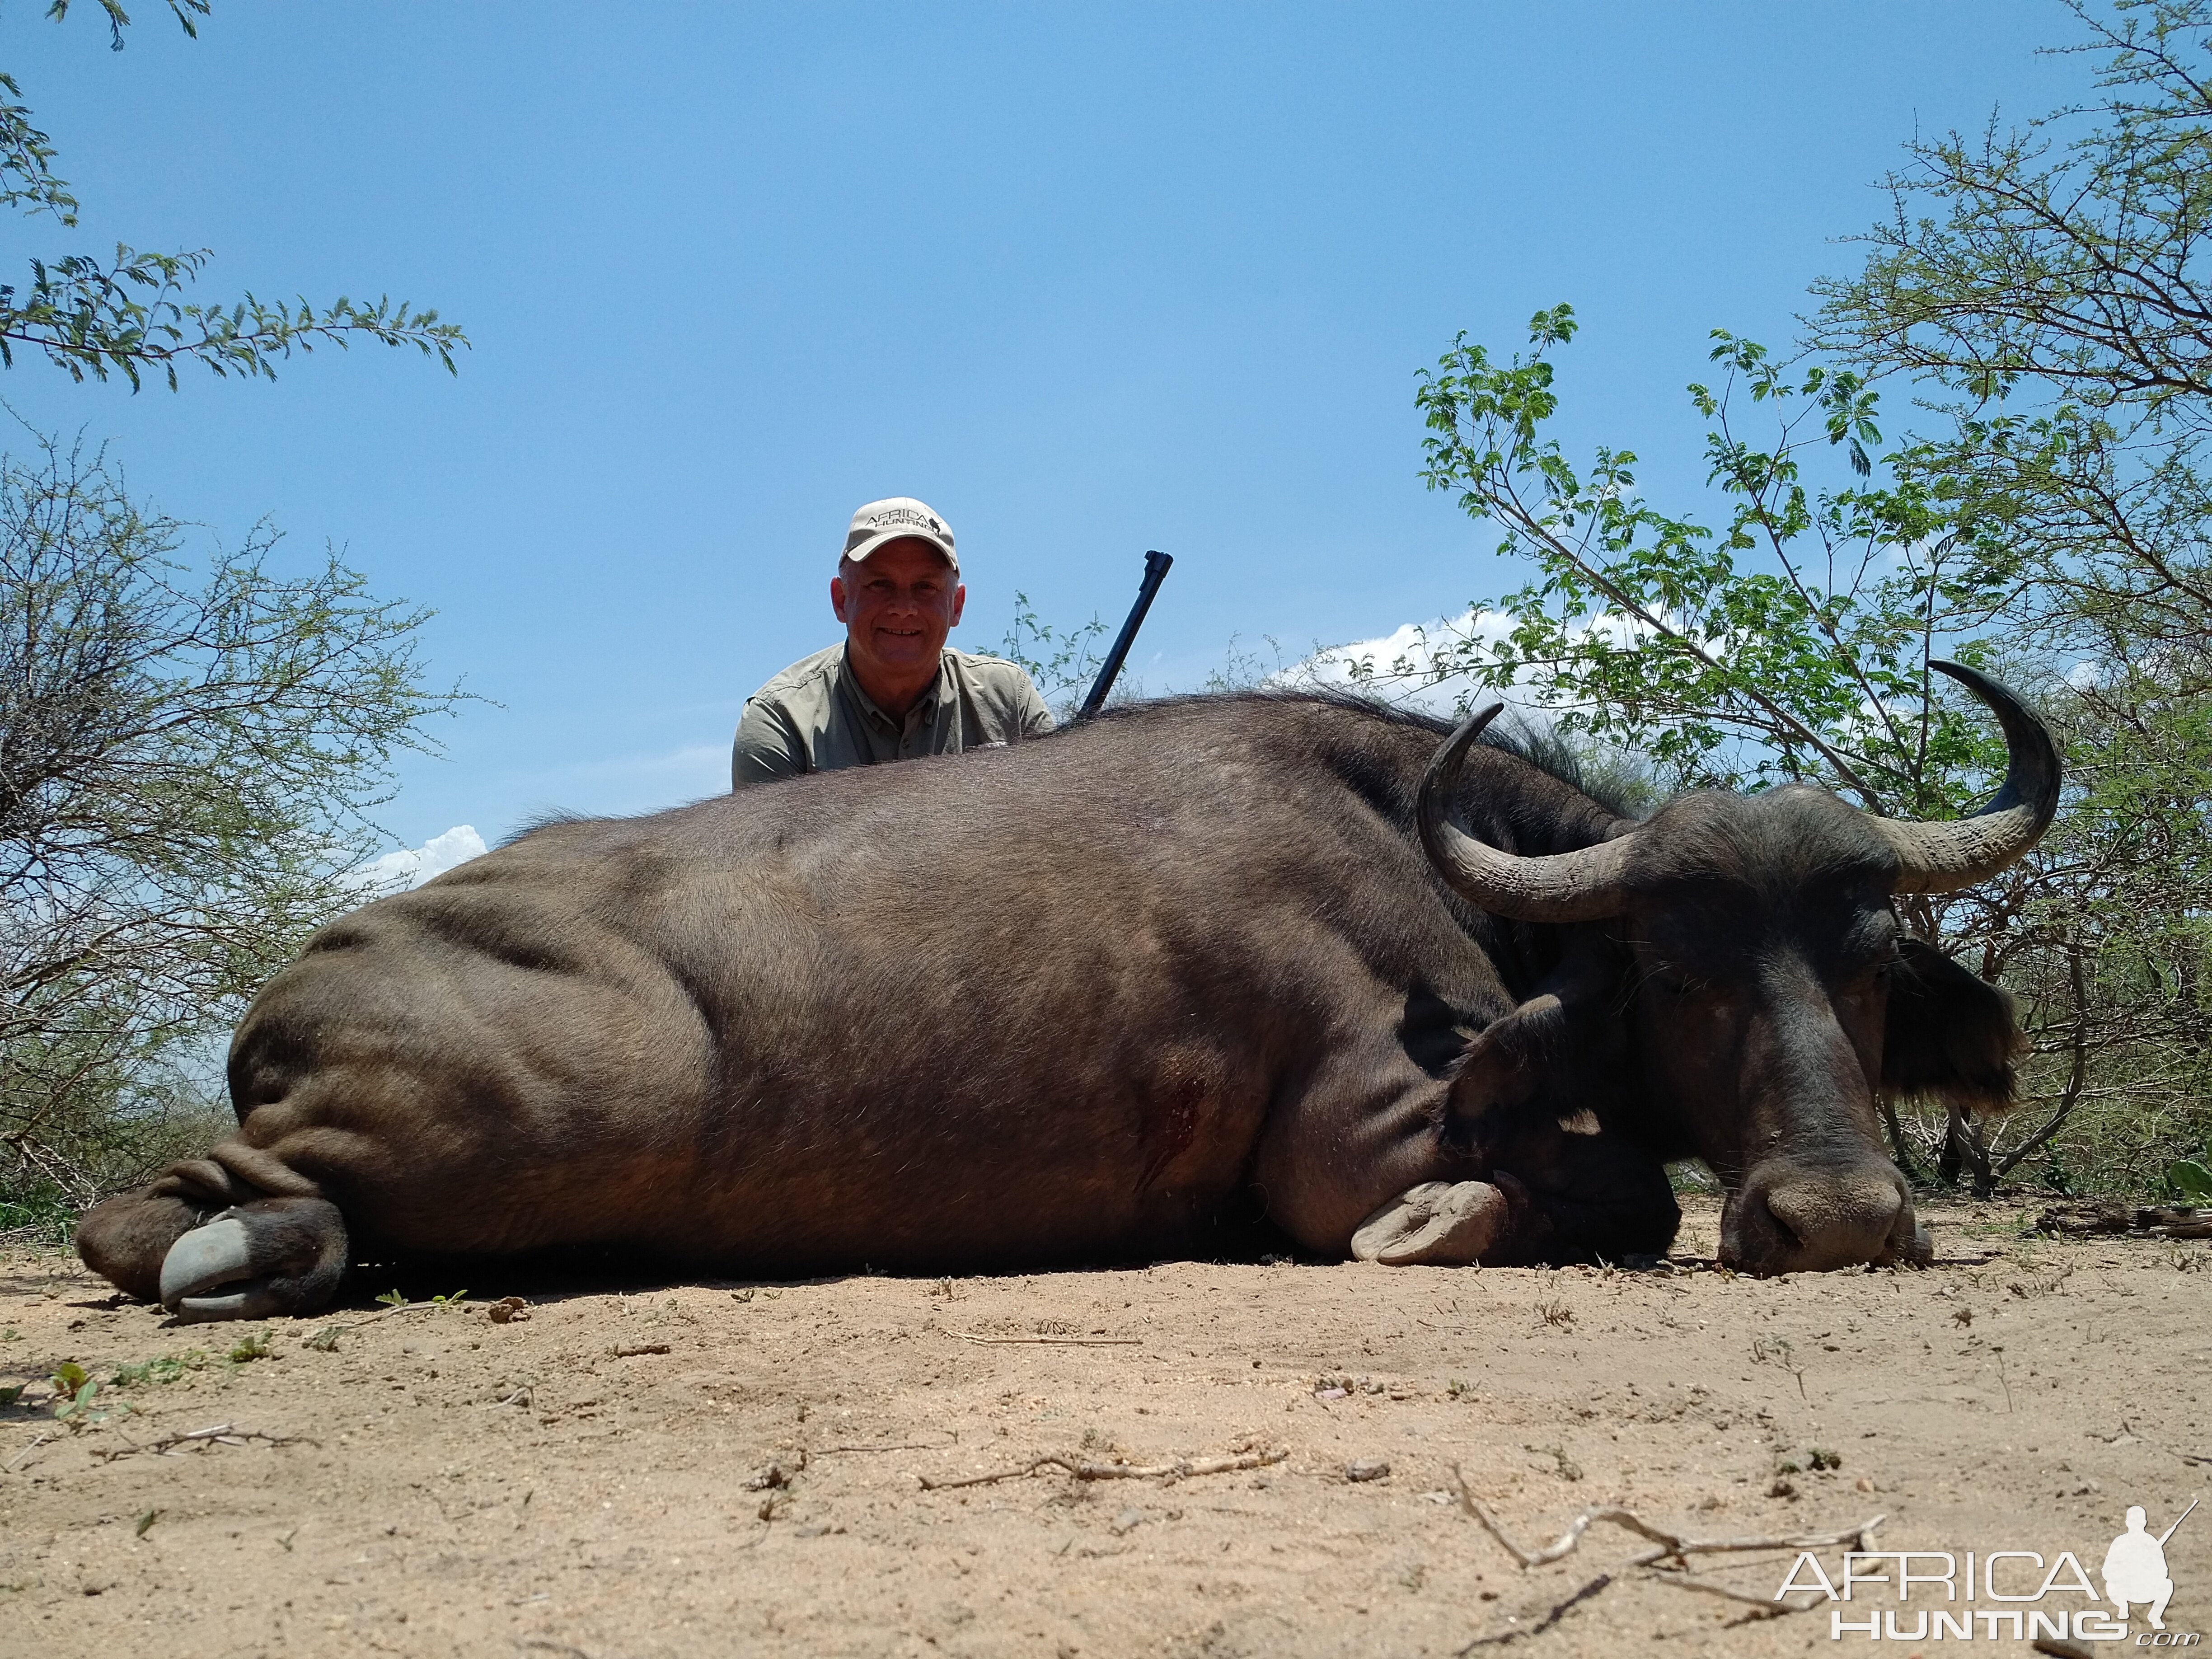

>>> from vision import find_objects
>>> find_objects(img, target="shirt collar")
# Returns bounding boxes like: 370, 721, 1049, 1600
842, 646, 949, 731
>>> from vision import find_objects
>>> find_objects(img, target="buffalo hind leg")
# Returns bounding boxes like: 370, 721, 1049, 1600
79, 1168, 348, 1322
155, 1198, 348, 1322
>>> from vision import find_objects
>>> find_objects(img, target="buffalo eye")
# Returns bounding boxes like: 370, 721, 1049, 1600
1837, 956, 1898, 1004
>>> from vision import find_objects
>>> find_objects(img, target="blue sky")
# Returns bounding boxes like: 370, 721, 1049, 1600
6, 1, 2082, 854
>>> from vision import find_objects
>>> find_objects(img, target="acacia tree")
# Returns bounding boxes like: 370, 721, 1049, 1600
1805, 0, 2212, 1197
1, 440, 462, 1214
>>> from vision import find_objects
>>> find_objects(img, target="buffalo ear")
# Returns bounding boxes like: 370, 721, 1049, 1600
1881, 937, 2020, 1113
1447, 993, 1564, 1120
1446, 931, 1630, 1128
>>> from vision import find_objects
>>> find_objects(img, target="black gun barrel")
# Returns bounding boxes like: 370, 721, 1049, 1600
1079, 549, 1173, 718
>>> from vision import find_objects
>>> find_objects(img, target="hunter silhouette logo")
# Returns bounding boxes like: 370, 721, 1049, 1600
2106, 1499, 2195, 1632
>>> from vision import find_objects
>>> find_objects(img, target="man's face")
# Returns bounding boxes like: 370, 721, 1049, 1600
831, 537, 965, 689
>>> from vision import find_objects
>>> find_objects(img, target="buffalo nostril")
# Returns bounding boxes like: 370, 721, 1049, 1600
1761, 1172, 1907, 1267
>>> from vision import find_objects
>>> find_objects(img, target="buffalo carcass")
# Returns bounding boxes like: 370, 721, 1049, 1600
76, 662, 2055, 1319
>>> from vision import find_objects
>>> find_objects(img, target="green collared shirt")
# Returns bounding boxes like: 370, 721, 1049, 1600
731, 644, 1056, 787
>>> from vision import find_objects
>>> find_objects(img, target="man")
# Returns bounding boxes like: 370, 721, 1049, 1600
732, 497, 1056, 787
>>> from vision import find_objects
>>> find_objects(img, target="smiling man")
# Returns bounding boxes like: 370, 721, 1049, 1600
731, 497, 1056, 787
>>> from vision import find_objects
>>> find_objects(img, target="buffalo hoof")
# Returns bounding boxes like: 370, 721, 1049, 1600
158, 1197, 348, 1322
1350, 1180, 1509, 1266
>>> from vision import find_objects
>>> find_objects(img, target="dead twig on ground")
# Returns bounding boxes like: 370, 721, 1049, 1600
920, 1445, 1286, 1491
1448, 1465, 1878, 1646
2129, 1426, 2212, 1467
94, 1423, 314, 1461
812, 1439, 953, 1455
949, 1333, 1142, 1347
3, 1432, 52, 1472
321, 1299, 472, 1333
609, 1343, 670, 1358
1449, 1465, 1882, 1568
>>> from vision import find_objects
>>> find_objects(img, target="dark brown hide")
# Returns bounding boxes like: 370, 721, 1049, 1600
81, 698, 1670, 1306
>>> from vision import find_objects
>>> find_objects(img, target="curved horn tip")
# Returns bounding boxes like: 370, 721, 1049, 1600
1452, 700, 1508, 747
1876, 656, 2062, 893
1421, 702, 1507, 798
1928, 657, 2018, 708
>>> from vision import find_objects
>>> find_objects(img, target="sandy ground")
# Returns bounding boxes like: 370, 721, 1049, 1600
2, 1196, 2208, 1659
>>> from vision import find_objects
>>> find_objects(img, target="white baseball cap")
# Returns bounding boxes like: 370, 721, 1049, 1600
842, 497, 957, 571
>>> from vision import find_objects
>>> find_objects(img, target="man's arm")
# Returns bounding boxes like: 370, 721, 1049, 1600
1014, 671, 1057, 737
731, 699, 807, 787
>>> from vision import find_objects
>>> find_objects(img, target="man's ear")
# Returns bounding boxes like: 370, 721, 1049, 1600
1881, 936, 2021, 1113
830, 574, 850, 623
948, 581, 965, 628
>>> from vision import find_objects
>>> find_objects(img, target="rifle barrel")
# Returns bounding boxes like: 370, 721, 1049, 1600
1079, 549, 1173, 718
2159, 1496, 2198, 1545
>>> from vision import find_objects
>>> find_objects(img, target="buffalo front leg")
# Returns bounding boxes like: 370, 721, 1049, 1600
1251, 1065, 1562, 1265
79, 1146, 351, 1321
1350, 1177, 1524, 1265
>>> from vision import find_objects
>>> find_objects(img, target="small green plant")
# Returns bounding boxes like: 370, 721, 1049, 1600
2167, 1159, 2212, 1204
428, 1289, 467, 1306
1527, 1443, 1583, 1481
1751, 1335, 1809, 1401
50, 1361, 102, 1423
1808, 1447, 1842, 1472
110, 1350, 208, 1388
303, 1326, 341, 1352
375, 1289, 408, 1308
0, 1383, 24, 1406
1447, 1378, 1476, 1400
226, 1331, 273, 1364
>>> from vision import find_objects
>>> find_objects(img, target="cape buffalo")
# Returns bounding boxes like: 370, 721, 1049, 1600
76, 661, 2056, 1320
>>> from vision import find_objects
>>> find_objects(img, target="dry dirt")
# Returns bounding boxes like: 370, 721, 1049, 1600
1, 1196, 2207, 1659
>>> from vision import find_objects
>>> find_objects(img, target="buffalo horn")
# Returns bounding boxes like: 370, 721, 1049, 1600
1416, 703, 1637, 923
1872, 659, 2061, 894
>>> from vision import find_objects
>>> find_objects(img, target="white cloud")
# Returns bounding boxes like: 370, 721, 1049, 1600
357, 825, 488, 894
1277, 609, 1528, 717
